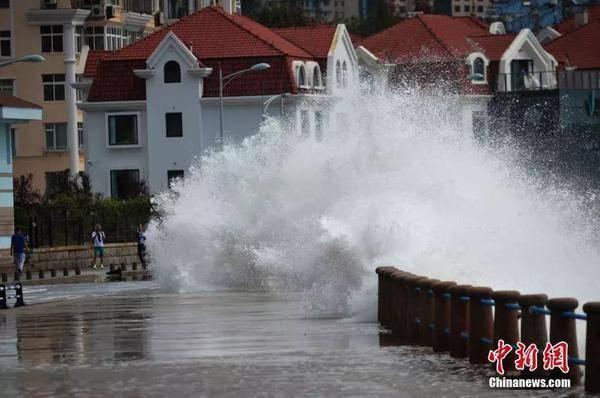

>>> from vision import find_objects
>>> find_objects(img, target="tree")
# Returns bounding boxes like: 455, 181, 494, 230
13, 174, 42, 208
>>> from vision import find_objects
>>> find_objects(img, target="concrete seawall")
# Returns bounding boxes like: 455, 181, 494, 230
0, 242, 139, 273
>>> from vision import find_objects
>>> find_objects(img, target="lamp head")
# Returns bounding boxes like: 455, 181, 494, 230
250, 63, 270, 71
20, 54, 45, 63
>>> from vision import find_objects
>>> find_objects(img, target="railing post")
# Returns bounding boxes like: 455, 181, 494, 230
468, 286, 494, 364
405, 275, 427, 344
449, 284, 472, 358
393, 271, 414, 340
380, 267, 395, 328
491, 290, 520, 371
390, 270, 407, 335
14, 283, 25, 307
583, 302, 600, 393
375, 267, 388, 325
432, 281, 457, 352
547, 298, 581, 384
417, 278, 438, 347
518, 294, 548, 377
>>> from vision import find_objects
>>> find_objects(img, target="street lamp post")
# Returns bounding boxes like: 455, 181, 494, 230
218, 62, 270, 144
262, 92, 290, 121
0, 54, 45, 69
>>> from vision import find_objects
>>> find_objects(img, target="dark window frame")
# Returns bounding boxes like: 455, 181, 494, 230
110, 169, 140, 199
165, 112, 183, 137
107, 113, 139, 146
164, 60, 181, 83
42, 74, 66, 101
40, 25, 63, 53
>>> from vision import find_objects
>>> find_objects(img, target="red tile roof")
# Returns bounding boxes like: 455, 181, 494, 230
554, 5, 600, 35
83, 50, 116, 78
361, 14, 488, 63
0, 93, 41, 109
274, 24, 337, 61
467, 34, 516, 61
110, 6, 311, 60
544, 20, 600, 69
88, 6, 314, 101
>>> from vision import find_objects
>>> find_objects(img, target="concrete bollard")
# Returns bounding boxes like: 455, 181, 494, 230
518, 294, 548, 378
449, 284, 472, 358
14, 283, 25, 307
13, 272, 19, 281
418, 278, 440, 347
132, 262, 138, 271
50, 269, 56, 278
38, 269, 45, 279
432, 281, 457, 352
547, 297, 581, 384
583, 302, 600, 393
491, 290, 521, 372
1, 273, 6, 283
0, 284, 6, 309
110, 263, 116, 272
26, 270, 32, 280
63, 268, 69, 277
404, 275, 428, 344
75, 267, 81, 276
468, 286, 494, 364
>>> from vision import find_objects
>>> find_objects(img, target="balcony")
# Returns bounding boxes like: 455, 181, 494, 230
496, 71, 557, 92
557, 69, 600, 90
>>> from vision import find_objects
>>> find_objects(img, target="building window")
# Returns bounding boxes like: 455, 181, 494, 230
336, 60, 341, 88
41, 25, 63, 53
312, 66, 321, 88
165, 112, 183, 137
477, 5, 483, 12
0, 79, 13, 95
78, 122, 84, 149
9, 128, 16, 159
454, 5, 460, 12
42, 74, 65, 101
45, 123, 68, 151
75, 26, 83, 54
464, 5, 470, 11
105, 26, 126, 50
84, 26, 105, 50
315, 111, 324, 142
297, 65, 307, 87
164, 61, 181, 83
107, 113, 138, 146
0, 0, 9, 8
342, 61, 348, 88
300, 110, 310, 137
110, 169, 140, 199
168, 170, 184, 187
0, 31, 11, 57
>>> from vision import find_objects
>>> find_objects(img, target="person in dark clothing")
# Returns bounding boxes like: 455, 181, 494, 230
137, 224, 147, 269
10, 226, 28, 275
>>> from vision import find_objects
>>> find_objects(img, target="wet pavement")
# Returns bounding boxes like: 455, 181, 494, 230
0, 282, 581, 397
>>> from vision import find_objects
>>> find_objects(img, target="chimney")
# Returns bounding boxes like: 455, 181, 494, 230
575, 8, 589, 28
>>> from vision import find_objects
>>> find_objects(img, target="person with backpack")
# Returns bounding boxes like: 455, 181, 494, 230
91, 224, 106, 269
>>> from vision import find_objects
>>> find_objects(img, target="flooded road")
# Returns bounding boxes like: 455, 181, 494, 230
0, 282, 575, 397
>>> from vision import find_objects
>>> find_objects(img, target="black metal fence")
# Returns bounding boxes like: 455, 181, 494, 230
18, 208, 149, 249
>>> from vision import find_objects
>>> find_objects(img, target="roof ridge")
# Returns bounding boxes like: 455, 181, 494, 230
208, 6, 310, 58
416, 14, 455, 58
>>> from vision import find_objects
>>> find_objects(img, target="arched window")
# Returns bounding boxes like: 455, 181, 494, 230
297, 65, 306, 87
335, 60, 341, 88
312, 66, 321, 88
164, 60, 181, 83
473, 57, 485, 78
342, 61, 348, 88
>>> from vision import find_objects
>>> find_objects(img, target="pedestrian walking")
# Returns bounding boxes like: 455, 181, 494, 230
91, 224, 106, 269
10, 226, 28, 276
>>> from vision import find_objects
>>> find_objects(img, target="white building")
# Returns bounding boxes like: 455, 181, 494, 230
78, 6, 358, 197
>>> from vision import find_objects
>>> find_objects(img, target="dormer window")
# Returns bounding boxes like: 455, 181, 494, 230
336, 60, 341, 88
342, 61, 348, 88
164, 60, 181, 83
473, 57, 485, 78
